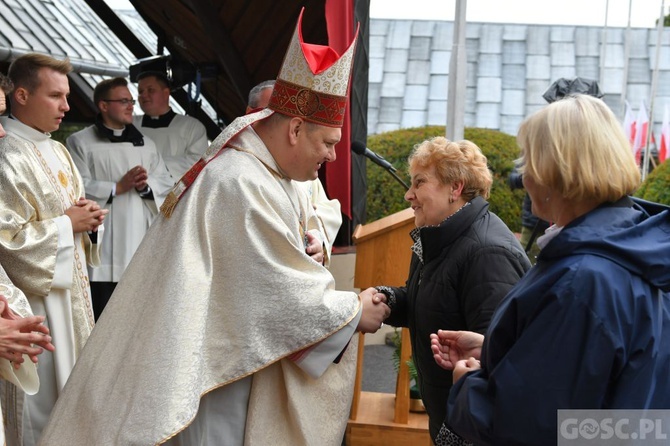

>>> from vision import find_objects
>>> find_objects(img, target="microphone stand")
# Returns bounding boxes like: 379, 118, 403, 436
389, 170, 410, 191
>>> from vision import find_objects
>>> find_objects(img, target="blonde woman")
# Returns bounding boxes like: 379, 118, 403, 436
432, 94, 670, 445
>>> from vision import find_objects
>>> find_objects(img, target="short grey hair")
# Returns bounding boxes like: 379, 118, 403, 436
248, 80, 275, 108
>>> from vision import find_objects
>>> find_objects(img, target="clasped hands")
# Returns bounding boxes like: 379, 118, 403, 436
117, 165, 148, 195
0, 295, 55, 370
430, 329, 484, 383
65, 197, 108, 233
356, 287, 391, 334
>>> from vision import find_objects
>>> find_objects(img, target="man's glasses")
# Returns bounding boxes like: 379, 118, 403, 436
102, 99, 136, 106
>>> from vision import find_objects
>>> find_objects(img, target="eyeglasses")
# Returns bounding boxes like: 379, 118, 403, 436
102, 99, 136, 106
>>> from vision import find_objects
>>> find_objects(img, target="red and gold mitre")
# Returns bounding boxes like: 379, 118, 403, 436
269, 8, 359, 128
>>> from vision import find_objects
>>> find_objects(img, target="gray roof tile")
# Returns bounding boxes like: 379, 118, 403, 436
428, 100, 447, 125
502, 25, 526, 41
401, 110, 428, 128
476, 77, 502, 102
501, 64, 527, 89
526, 80, 551, 105
466, 38, 480, 63
403, 85, 429, 110
370, 19, 390, 36
477, 54, 501, 77
407, 60, 431, 85
370, 35, 386, 56
501, 115, 524, 135
411, 20, 435, 37
476, 102, 501, 128
575, 57, 600, 79
628, 58, 652, 83
429, 74, 449, 100
388, 21, 412, 49
502, 89, 525, 116
527, 27, 550, 55
526, 55, 551, 80
409, 36, 431, 60
378, 97, 404, 123
629, 29, 650, 57
369, 58, 385, 83
384, 48, 410, 73
575, 28, 601, 56
550, 65, 577, 80
502, 41, 526, 65
650, 46, 670, 70
550, 26, 575, 42
655, 72, 670, 96
432, 22, 454, 50
601, 68, 625, 94
430, 51, 450, 74
479, 25, 503, 53
381, 72, 407, 97
603, 43, 625, 68
626, 85, 651, 105
368, 83, 382, 107
550, 43, 575, 66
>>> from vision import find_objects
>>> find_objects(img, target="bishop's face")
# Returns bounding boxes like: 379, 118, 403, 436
288, 121, 340, 182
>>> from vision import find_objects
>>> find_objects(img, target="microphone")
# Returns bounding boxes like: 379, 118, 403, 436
351, 141, 397, 173
351, 141, 409, 191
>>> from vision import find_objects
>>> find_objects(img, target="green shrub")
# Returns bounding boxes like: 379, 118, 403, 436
365, 126, 525, 232
635, 160, 670, 205
51, 124, 86, 146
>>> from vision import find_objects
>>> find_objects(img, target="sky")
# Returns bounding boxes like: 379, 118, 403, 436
105, 0, 667, 28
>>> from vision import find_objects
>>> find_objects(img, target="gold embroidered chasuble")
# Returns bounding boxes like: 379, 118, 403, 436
0, 265, 39, 446
0, 118, 96, 351
40, 116, 361, 445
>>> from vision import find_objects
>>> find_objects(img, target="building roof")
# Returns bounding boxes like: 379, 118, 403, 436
368, 19, 670, 137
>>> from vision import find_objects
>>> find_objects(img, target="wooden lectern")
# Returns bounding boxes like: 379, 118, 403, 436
346, 208, 431, 445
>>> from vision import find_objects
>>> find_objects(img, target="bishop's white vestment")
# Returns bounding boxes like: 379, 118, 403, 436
40, 111, 362, 445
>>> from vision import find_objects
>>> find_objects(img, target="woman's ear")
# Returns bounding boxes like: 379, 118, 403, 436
451, 180, 465, 200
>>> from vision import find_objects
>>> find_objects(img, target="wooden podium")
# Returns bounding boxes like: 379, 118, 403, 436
346, 208, 431, 446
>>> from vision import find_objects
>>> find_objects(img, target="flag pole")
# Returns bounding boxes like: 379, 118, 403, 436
599, 0, 610, 89
620, 0, 633, 118
642, 0, 667, 181
446, 0, 467, 141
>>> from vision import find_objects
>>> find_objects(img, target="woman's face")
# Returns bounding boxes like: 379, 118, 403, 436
405, 164, 453, 227
523, 174, 553, 222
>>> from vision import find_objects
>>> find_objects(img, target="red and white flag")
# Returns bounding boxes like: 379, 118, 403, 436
659, 104, 669, 164
623, 101, 636, 148
633, 101, 649, 165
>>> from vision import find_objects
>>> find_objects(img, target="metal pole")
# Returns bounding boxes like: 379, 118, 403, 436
642, 0, 666, 180
620, 0, 633, 118
446, 0, 467, 141
599, 0, 609, 89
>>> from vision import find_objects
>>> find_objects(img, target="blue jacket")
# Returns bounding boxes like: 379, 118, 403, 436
447, 197, 670, 445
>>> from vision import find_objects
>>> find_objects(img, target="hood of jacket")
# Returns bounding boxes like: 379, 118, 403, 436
540, 197, 670, 291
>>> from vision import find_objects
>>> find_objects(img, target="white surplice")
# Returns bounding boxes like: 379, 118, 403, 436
66, 126, 174, 283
